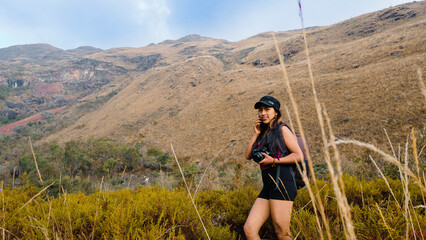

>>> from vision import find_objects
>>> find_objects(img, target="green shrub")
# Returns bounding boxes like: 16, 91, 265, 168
1, 175, 425, 240
0, 85, 11, 100
147, 147, 163, 157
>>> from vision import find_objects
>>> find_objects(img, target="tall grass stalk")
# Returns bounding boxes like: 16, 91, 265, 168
369, 155, 401, 208
424, 172, 426, 199
1, 182, 4, 240
0, 227, 20, 240
384, 128, 398, 159
29, 216, 49, 239
322, 107, 356, 239
295, 185, 327, 214
419, 144, 426, 160
295, 0, 331, 197
29, 137, 44, 186
268, 174, 290, 200
411, 128, 425, 205
50, 197, 60, 239
12, 168, 15, 189
62, 190, 74, 240
402, 142, 417, 240
418, 67, 425, 99
47, 202, 52, 239
121, 165, 127, 178
159, 168, 164, 188
194, 145, 229, 198
284, 105, 325, 216
271, 35, 317, 193
170, 143, 211, 240
360, 181, 365, 208
409, 198, 425, 240
90, 176, 104, 240
268, 175, 296, 237
334, 139, 426, 192
397, 149, 423, 239
290, 158, 331, 235
290, 2, 353, 237
296, 6, 358, 238
294, 231, 301, 239
411, 128, 420, 179
3, 182, 54, 226
283, 105, 331, 238
375, 203, 394, 240
59, 173, 62, 199
273, 33, 329, 240
127, 175, 132, 188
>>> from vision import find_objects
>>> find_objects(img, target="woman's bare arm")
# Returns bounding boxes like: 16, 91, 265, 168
278, 126, 303, 164
245, 134, 259, 160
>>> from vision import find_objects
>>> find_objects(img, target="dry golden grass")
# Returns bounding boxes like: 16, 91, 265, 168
29, 137, 43, 186
37, 3, 425, 173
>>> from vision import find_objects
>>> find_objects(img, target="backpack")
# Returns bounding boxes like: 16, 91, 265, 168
293, 134, 311, 189
277, 124, 311, 189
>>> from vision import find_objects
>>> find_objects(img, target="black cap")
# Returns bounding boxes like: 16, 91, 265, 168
254, 96, 281, 110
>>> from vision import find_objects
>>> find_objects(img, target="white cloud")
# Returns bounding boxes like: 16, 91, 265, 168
135, 0, 172, 43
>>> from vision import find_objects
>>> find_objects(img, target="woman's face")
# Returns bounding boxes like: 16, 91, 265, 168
258, 105, 277, 124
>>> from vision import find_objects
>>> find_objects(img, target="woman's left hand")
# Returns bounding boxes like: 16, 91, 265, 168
258, 153, 274, 165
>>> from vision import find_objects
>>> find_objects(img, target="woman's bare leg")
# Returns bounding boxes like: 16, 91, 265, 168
270, 200, 293, 240
244, 198, 270, 240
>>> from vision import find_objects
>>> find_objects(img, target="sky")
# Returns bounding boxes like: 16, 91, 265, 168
0, 0, 415, 50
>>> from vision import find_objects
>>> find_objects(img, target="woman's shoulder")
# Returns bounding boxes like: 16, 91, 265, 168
278, 122, 292, 132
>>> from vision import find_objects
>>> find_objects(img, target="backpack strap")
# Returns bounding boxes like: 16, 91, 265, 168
274, 123, 296, 191
277, 123, 291, 156
277, 123, 311, 190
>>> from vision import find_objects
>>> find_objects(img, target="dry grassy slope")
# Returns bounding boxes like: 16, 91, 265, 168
43, 2, 425, 165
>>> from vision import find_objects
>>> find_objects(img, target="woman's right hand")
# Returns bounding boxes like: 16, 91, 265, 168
253, 118, 261, 135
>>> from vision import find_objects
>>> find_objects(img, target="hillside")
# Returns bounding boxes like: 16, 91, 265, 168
1, 1, 425, 168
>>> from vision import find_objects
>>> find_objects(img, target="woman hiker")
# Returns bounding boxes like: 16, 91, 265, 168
244, 95, 303, 240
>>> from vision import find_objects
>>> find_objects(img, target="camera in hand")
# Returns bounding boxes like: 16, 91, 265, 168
252, 147, 270, 163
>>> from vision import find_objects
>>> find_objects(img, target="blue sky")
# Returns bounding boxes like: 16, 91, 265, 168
0, 0, 414, 50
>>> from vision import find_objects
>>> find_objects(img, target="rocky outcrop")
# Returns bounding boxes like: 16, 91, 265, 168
24, 96, 45, 105
52, 58, 128, 92
127, 54, 163, 72
0, 110, 18, 120
6, 101, 25, 110
7, 79, 29, 88
378, 7, 417, 21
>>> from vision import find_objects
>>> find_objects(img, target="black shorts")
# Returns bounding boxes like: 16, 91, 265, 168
258, 165, 297, 201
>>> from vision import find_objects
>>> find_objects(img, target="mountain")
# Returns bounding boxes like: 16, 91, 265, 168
0, 1, 425, 165
0, 43, 64, 61
0, 44, 103, 61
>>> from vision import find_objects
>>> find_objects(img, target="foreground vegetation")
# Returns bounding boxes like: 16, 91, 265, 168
1, 175, 424, 239
0, 136, 424, 239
